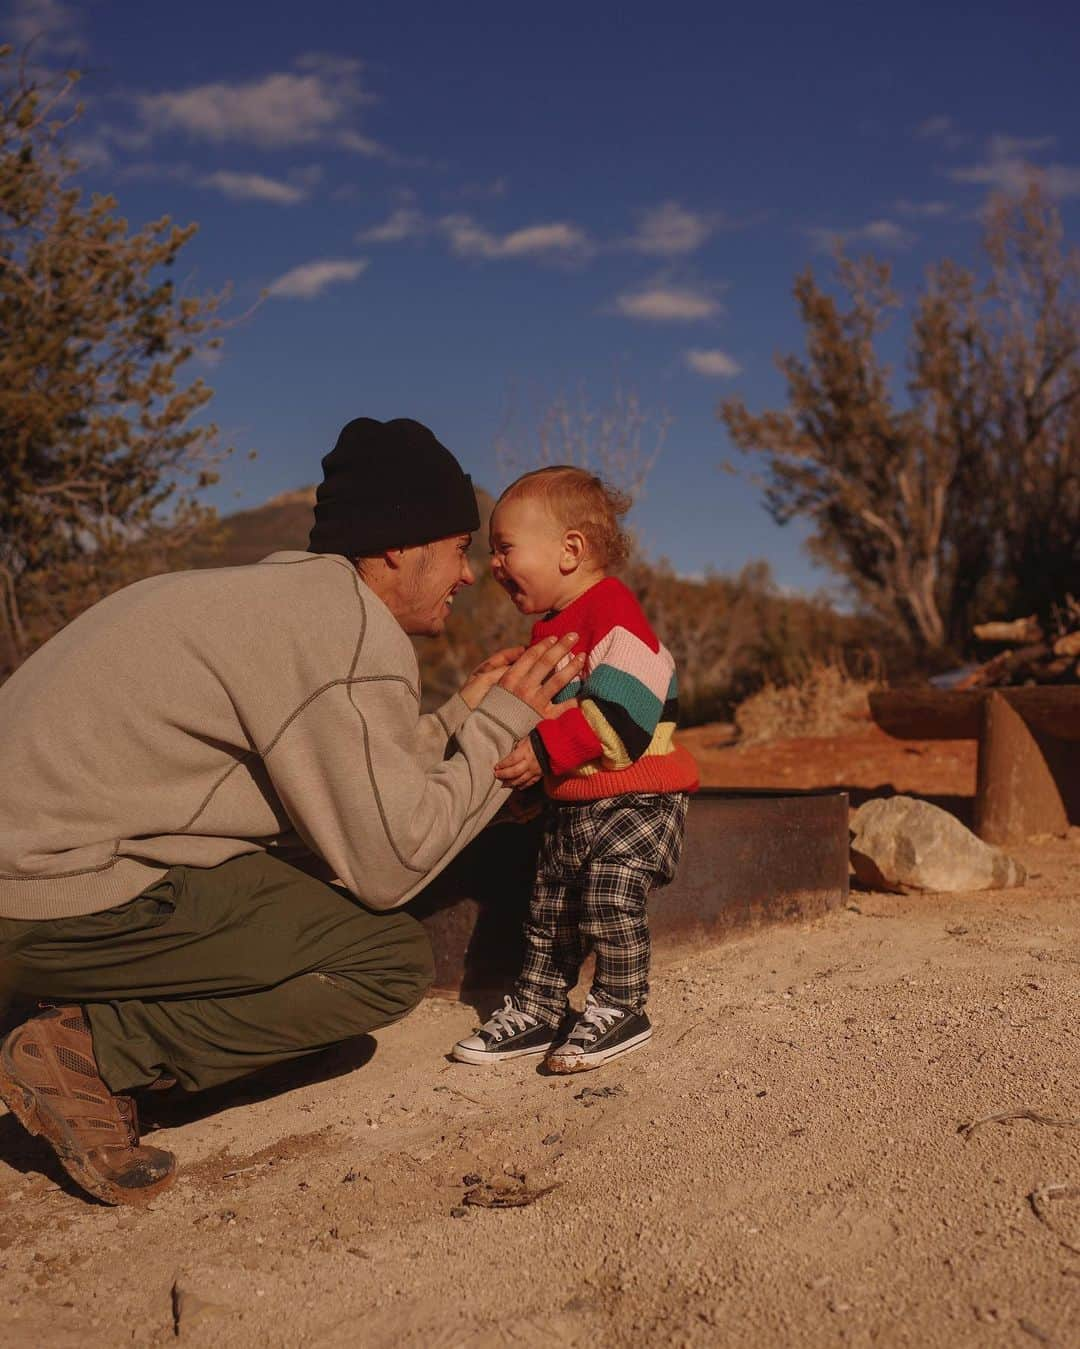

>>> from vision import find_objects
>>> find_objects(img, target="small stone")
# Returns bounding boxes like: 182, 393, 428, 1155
542, 1132, 562, 1145
171, 1281, 231, 1335
462, 1173, 482, 1186
450, 1206, 468, 1219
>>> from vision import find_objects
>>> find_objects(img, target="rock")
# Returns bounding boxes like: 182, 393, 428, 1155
171, 1280, 231, 1336
849, 796, 1026, 893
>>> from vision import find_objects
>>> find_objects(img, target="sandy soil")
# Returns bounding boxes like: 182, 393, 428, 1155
2, 733, 1078, 1348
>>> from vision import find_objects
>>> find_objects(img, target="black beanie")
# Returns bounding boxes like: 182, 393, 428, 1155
307, 417, 480, 556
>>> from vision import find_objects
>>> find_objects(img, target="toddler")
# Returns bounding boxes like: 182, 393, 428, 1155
453, 466, 698, 1072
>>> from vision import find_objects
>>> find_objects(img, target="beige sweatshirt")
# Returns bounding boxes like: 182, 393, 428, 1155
0, 551, 539, 920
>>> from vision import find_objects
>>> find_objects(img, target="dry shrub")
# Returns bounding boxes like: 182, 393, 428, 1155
734, 659, 883, 745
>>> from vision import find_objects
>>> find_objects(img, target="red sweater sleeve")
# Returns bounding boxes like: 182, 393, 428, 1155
534, 706, 603, 776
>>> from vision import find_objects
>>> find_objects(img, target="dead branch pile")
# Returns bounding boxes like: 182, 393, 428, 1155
958, 597, 1080, 689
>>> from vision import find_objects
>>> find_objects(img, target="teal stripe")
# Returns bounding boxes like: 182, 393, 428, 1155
585, 664, 663, 734
553, 678, 582, 704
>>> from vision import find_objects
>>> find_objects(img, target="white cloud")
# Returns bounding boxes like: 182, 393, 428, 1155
268, 258, 369, 300
808, 218, 915, 252
452, 177, 509, 201
440, 214, 591, 261
916, 114, 954, 139
11, 0, 85, 56
356, 207, 426, 243
949, 133, 1080, 200
337, 129, 396, 159
626, 201, 716, 256
626, 203, 702, 256
355, 208, 591, 260
914, 114, 967, 150
67, 136, 113, 170
613, 284, 720, 321
954, 159, 1080, 199
136, 58, 374, 150
895, 198, 953, 218
685, 348, 742, 377
987, 133, 1056, 159
201, 171, 308, 205
1041, 165, 1080, 197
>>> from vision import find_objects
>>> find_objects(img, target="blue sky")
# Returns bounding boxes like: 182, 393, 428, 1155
9, 0, 1080, 593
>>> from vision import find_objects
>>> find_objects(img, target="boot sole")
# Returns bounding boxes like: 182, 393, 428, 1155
0, 1031, 176, 1208
545, 1026, 653, 1073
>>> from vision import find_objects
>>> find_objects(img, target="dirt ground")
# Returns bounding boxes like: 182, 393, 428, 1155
2, 732, 1078, 1348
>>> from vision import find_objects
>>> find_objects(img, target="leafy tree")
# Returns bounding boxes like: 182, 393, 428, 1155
720, 183, 1080, 656
0, 45, 228, 674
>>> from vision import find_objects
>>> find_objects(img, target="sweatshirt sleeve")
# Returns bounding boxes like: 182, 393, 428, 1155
414, 692, 471, 768
262, 682, 539, 910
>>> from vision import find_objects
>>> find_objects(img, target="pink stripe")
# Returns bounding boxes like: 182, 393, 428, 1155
587, 626, 674, 704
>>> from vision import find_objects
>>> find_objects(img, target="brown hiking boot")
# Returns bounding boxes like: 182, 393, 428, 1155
0, 1006, 177, 1206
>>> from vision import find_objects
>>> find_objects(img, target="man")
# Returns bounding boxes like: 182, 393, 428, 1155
0, 417, 582, 1207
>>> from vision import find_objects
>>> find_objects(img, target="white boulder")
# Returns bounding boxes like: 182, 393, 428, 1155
850, 796, 1026, 893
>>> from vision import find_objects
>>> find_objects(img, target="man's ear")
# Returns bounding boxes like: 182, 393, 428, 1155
560, 529, 587, 573
382, 548, 407, 571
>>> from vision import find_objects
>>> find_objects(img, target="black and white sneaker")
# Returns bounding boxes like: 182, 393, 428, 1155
452, 996, 559, 1065
545, 994, 652, 1073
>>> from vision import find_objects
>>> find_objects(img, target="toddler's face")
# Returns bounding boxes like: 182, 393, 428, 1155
488, 495, 569, 614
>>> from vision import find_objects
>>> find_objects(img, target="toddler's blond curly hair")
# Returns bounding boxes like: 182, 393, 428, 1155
498, 466, 632, 569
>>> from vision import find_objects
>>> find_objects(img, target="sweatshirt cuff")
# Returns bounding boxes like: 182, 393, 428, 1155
434, 692, 470, 741
475, 684, 542, 742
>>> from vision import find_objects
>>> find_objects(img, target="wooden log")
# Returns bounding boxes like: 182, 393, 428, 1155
870, 687, 1080, 742
973, 616, 1042, 644
955, 644, 1052, 690
975, 692, 1070, 844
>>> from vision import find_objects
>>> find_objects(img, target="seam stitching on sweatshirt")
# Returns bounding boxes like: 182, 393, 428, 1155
352, 696, 426, 875
179, 675, 419, 834
0, 853, 128, 882
475, 705, 527, 740
351, 687, 500, 872
181, 572, 385, 834
346, 568, 367, 679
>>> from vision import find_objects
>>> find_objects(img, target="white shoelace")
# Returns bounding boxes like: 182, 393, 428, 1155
568, 998, 624, 1046
483, 996, 537, 1041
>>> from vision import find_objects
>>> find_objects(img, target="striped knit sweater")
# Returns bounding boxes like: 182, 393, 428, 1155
530, 577, 699, 802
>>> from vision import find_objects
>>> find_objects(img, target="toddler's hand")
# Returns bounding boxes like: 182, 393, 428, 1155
494, 737, 542, 789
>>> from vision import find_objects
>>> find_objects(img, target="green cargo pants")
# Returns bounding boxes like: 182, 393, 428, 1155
0, 852, 434, 1094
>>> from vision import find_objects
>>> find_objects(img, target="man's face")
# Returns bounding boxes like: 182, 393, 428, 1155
397, 533, 475, 636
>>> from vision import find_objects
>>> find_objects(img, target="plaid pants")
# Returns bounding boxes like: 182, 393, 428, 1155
514, 793, 689, 1026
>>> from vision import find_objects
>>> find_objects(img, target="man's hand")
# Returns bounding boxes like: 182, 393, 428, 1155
497, 634, 583, 717
460, 646, 526, 710
495, 737, 542, 789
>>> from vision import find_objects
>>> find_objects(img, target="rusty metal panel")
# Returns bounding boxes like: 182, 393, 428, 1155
408, 789, 849, 999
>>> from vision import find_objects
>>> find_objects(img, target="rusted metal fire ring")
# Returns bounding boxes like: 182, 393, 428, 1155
408, 788, 850, 1000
